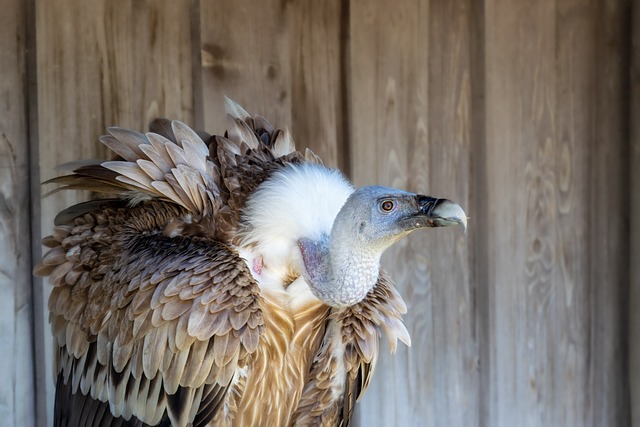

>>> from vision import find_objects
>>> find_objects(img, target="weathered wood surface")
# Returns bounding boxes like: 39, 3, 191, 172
0, 1, 35, 426
483, 0, 630, 425
1, 0, 635, 426
484, 0, 581, 424
34, 1, 196, 424
630, 0, 640, 424
349, 0, 476, 425
590, 0, 630, 424
200, 0, 344, 168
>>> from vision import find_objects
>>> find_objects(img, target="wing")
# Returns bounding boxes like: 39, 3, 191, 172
44, 98, 321, 243
291, 272, 411, 426
35, 200, 264, 427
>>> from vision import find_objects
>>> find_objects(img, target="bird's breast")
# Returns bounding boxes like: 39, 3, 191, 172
228, 281, 329, 426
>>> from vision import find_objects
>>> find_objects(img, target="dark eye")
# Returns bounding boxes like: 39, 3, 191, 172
380, 200, 395, 212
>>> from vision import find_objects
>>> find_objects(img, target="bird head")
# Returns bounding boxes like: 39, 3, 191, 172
331, 186, 467, 253
301, 185, 467, 307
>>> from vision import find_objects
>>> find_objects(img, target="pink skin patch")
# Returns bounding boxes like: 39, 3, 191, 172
252, 256, 264, 275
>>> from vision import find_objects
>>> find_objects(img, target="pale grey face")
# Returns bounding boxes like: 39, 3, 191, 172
304, 185, 467, 307
335, 186, 467, 250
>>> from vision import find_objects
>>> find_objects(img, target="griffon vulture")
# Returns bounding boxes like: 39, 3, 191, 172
35, 99, 467, 426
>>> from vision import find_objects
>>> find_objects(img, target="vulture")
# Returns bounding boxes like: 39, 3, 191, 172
35, 98, 467, 427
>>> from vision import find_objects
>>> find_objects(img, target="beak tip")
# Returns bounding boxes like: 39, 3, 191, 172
433, 199, 468, 232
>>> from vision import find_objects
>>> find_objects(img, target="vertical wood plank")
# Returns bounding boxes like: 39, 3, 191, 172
483, 0, 575, 425
34, 1, 196, 423
552, 1, 594, 425
630, 0, 640, 423
350, 0, 476, 425
199, 0, 344, 167
483, 0, 630, 425
0, 0, 36, 425
589, 0, 630, 424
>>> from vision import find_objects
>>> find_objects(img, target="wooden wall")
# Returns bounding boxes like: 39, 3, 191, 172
0, 0, 636, 426
0, 0, 35, 425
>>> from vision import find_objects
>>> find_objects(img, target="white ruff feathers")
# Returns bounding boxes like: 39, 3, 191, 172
239, 163, 354, 277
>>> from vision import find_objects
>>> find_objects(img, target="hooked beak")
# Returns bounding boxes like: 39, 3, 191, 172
417, 195, 468, 232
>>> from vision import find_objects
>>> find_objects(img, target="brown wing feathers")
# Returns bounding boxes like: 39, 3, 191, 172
37, 103, 313, 426
292, 273, 410, 426
40, 201, 265, 426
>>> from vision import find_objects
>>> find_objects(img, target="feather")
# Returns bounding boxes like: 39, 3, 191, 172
71, 349, 87, 393
121, 372, 140, 420
162, 297, 192, 322
182, 139, 208, 173
142, 326, 165, 379
212, 333, 230, 367
165, 142, 189, 168
110, 365, 132, 418
164, 349, 190, 394
166, 385, 196, 426
148, 118, 177, 142
195, 340, 218, 387
143, 133, 176, 171
227, 116, 260, 150
172, 121, 205, 149
129, 341, 144, 380
272, 127, 295, 157
174, 313, 195, 351
79, 345, 97, 395
106, 127, 149, 158
96, 332, 112, 367
145, 376, 166, 425
99, 134, 141, 162
217, 349, 239, 386
136, 159, 165, 182
132, 374, 150, 420
224, 96, 251, 121
181, 338, 208, 387
239, 323, 261, 354
40, 245, 67, 266
104, 162, 153, 189
93, 362, 109, 402
112, 333, 134, 373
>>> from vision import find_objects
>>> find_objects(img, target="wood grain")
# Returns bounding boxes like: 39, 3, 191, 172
350, 0, 475, 425
199, 0, 343, 167
552, 1, 595, 424
483, 0, 577, 424
0, 1, 36, 426
484, 0, 630, 425
589, 0, 630, 424
34, 1, 195, 424
630, 0, 640, 424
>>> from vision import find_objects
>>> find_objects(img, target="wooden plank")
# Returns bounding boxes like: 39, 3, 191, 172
589, 0, 630, 424
34, 1, 195, 423
0, 0, 36, 426
630, 0, 640, 423
350, 0, 476, 425
199, 0, 344, 167
551, 1, 595, 425
483, 0, 579, 424
484, 0, 630, 425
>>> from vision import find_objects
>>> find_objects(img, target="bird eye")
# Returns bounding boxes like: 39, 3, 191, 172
380, 200, 395, 212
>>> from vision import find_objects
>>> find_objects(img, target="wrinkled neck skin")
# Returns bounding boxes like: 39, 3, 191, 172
300, 226, 386, 308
